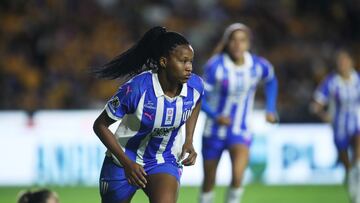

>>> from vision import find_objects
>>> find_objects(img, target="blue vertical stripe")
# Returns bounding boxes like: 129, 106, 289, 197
241, 86, 255, 130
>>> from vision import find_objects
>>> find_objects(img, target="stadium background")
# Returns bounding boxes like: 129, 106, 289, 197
1, 0, 359, 202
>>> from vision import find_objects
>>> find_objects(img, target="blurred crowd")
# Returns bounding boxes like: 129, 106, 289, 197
1, 0, 360, 122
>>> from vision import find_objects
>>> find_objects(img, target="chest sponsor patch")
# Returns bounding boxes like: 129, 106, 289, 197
165, 107, 174, 125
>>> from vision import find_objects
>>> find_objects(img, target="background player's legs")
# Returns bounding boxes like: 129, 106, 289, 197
200, 159, 220, 203
143, 173, 179, 203
202, 159, 220, 192
200, 137, 225, 203
338, 149, 351, 175
226, 144, 249, 203
353, 134, 360, 165
350, 135, 360, 203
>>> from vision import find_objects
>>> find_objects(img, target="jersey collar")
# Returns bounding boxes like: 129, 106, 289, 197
152, 72, 187, 98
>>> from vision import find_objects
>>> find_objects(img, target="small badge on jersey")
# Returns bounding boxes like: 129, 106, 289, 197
165, 108, 174, 125
110, 96, 120, 109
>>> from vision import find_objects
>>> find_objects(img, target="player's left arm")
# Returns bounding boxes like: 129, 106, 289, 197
264, 76, 278, 123
260, 57, 278, 123
181, 99, 202, 166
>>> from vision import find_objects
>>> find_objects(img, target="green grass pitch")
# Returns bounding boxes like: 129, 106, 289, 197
0, 183, 349, 203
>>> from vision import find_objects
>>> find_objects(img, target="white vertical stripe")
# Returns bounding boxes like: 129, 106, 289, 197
232, 95, 247, 135
338, 106, 346, 139
357, 108, 360, 132
218, 68, 235, 139
157, 97, 183, 164
136, 95, 164, 165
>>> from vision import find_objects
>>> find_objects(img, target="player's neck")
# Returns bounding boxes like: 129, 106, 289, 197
339, 71, 351, 80
157, 71, 181, 98
230, 55, 245, 66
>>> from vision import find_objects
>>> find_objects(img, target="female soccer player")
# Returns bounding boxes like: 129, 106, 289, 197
312, 49, 360, 203
92, 26, 203, 203
199, 23, 278, 203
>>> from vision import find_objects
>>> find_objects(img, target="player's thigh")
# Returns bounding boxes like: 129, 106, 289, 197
143, 173, 179, 203
352, 133, 360, 159
228, 144, 249, 172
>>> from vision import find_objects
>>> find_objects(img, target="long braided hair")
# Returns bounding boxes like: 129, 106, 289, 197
93, 26, 189, 79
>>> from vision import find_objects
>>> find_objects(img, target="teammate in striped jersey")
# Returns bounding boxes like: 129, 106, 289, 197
199, 23, 278, 203
93, 26, 204, 203
312, 49, 360, 203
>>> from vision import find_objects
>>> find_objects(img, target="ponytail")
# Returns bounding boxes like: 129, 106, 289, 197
93, 26, 189, 79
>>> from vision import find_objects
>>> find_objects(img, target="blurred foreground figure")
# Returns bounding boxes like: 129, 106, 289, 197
312, 49, 360, 203
199, 23, 278, 203
17, 189, 59, 203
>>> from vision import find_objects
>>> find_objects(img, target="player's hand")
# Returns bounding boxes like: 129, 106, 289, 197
180, 142, 197, 166
216, 116, 231, 126
265, 113, 278, 123
124, 161, 147, 188
320, 113, 332, 123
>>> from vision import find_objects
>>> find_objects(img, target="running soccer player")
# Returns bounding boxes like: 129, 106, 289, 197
312, 49, 360, 203
199, 23, 278, 203
93, 26, 204, 203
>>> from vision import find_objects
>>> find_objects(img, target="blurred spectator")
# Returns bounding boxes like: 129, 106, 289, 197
0, 0, 359, 122
17, 188, 59, 203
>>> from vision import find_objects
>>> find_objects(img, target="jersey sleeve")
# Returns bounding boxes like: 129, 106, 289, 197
258, 57, 275, 81
203, 55, 221, 92
314, 76, 332, 105
188, 74, 205, 103
105, 81, 140, 121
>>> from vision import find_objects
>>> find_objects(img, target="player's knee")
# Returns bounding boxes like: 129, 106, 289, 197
152, 193, 176, 203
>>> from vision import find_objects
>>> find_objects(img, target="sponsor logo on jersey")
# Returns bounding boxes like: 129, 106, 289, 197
149, 127, 176, 138
183, 100, 193, 106
144, 112, 154, 120
144, 100, 156, 109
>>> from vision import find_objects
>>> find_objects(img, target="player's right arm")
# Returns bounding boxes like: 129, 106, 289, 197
310, 100, 331, 123
201, 55, 231, 126
311, 75, 332, 123
93, 82, 147, 188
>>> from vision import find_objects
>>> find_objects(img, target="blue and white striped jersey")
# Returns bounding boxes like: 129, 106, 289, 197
105, 70, 204, 168
202, 52, 277, 139
314, 70, 360, 138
